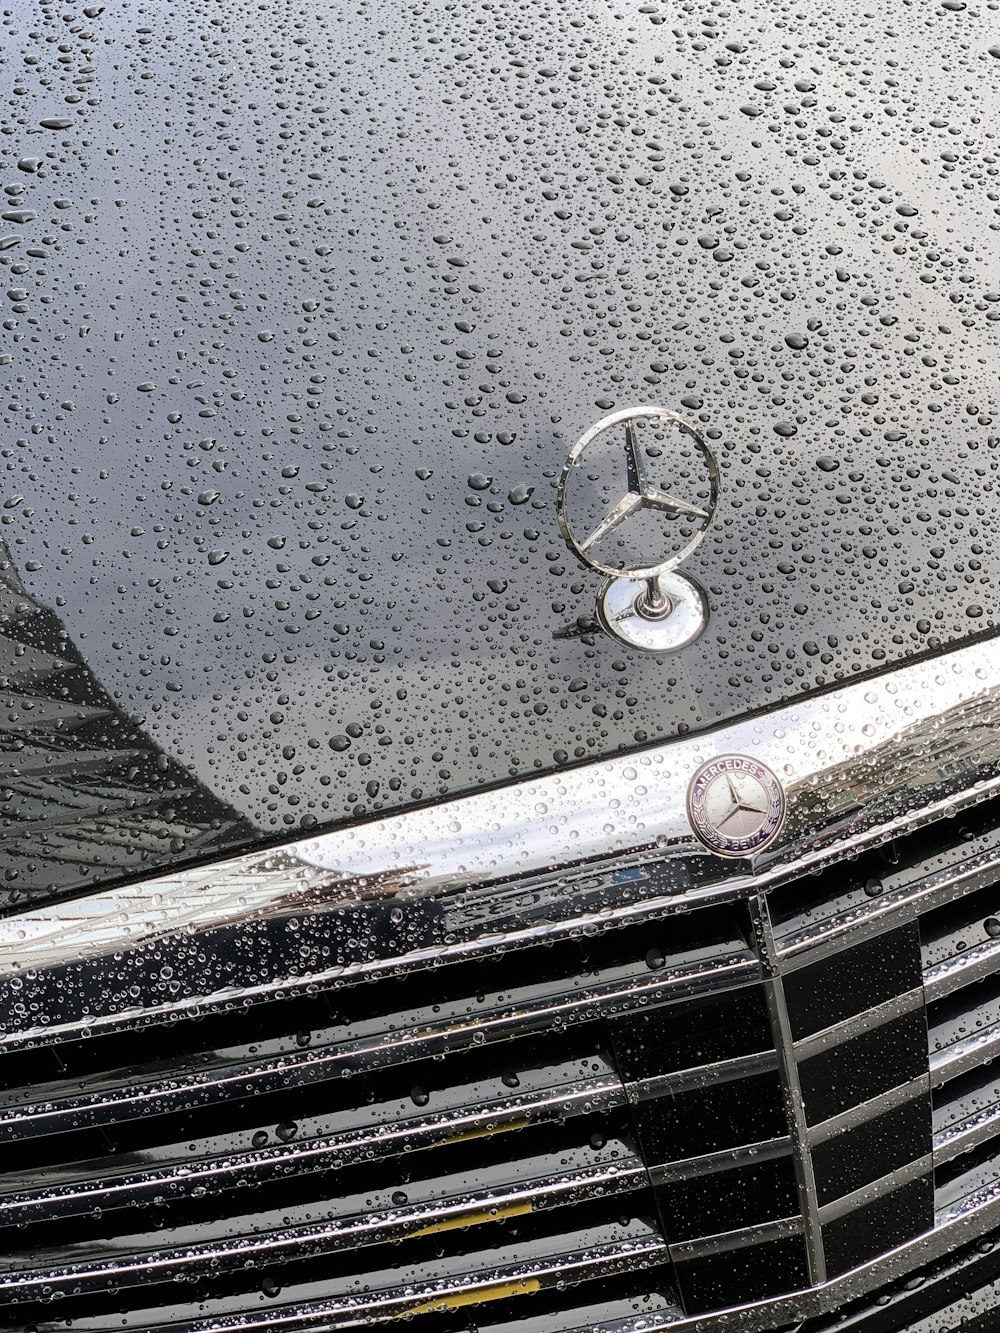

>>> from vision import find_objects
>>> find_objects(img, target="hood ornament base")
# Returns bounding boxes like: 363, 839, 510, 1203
599, 570, 708, 653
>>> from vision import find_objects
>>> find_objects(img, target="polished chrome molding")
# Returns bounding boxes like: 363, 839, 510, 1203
929, 1016, 1000, 1088
792, 986, 924, 1062
933, 1099, 1000, 1166
649, 1136, 791, 1186
0, 1149, 649, 1301
144, 1223, 669, 1333
3, 634, 1000, 1047
627, 1048, 779, 1102
816, 1154, 931, 1226
924, 932, 1000, 1003
0, 954, 752, 1142
669, 1215, 802, 1262
749, 893, 827, 1286
808, 1077, 926, 1147
0, 1059, 625, 1226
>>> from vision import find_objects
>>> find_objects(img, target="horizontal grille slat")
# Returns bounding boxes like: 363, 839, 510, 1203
1, 1140, 647, 1300
929, 1015, 1000, 1086
12, 1221, 669, 1333
933, 1100, 1000, 1166
0, 955, 754, 1144
456, 1283, 683, 1333
923, 937, 1000, 1003
668, 1215, 802, 1261
928, 968, 1000, 1086
0, 859, 753, 1052
0, 1053, 625, 1226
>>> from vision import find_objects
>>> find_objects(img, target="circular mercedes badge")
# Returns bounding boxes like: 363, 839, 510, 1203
687, 754, 786, 858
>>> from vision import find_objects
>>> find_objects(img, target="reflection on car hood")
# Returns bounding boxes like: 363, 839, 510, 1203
1, 0, 999, 911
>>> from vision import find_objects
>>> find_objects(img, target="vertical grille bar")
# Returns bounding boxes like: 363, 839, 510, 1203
748, 894, 827, 1286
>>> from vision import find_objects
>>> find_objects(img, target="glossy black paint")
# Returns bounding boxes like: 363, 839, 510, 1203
2, 0, 1000, 905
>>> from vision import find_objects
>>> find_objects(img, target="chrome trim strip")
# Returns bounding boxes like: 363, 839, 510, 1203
930, 1018, 1000, 1087
649, 1136, 791, 1186
924, 934, 1000, 1004
0, 1064, 626, 1226
149, 1227, 671, 1333
668, 1215, 802, 1262
0, 956, 741, 1142
750, 894, 827, 1285
808, 1077, 927, 1147
627, 1048, 779, 1102
933, 1098, 1000, 1166
792, 986, 924, 1062
2, 635, 1000, 1045
0, 1153, 649, 1300
936, 1170, 1000, 1227
815, 1154, 931, 1226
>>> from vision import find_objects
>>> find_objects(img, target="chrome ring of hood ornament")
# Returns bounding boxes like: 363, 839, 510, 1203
557, 405, 718, 653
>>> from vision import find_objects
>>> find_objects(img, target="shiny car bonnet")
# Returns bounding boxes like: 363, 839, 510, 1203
1, 0, 999, 909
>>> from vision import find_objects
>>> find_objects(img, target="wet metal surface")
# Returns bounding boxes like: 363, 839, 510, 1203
1, 0, 1000, 904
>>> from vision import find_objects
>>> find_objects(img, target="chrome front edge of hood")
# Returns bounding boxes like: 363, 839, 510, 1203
3, 631, 999, 1046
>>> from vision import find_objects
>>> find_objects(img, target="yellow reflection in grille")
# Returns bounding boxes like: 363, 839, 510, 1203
441, 1116, 531, 1145
409, 1199, 532, 1238
401, 1277, 541, 1316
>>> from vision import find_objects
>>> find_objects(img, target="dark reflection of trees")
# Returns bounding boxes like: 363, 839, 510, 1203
779, 688, 1000, 849
0, 543, 251, 917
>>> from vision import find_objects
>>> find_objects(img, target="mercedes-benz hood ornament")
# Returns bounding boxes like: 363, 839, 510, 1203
557, 405, 719, 652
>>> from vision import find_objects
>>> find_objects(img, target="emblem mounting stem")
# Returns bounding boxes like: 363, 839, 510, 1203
635, 576, 673, 620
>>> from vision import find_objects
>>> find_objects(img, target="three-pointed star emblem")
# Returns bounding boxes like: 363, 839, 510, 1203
686, 755, 787, 858
579, 417, 711, 554
714, 772, 768, 833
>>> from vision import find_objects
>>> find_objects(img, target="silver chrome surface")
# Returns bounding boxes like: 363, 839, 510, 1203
749, 894, 826, 1286
5, 634, 1000, 1331
597, 568, 709, 654
0, 1057, 626, 1226
808, 1078, 927, 1147
557, 405, 718, 647
0, 1147, 649, 1301
0, 951, 754, 1140
555, 406, 718, 583
3, 634, 999, 1046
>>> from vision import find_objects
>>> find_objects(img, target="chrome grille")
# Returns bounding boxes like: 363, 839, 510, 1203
3, 637, 1000, 1331
0, 910, 744, 1330
6, 801, 1000, 1331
